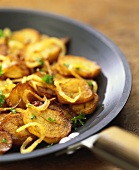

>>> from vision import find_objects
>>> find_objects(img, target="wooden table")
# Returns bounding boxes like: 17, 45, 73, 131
0, 0, 139, 169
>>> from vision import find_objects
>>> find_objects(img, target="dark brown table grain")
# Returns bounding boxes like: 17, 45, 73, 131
0, 0, 139, 169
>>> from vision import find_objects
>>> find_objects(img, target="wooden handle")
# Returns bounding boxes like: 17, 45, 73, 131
92, 126, 139, 170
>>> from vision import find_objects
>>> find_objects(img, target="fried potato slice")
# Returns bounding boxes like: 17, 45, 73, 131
0, 114, 8, 131
23, 107, 71, 144
1, 55, 30, 78
36, 86, 56, 99
70, 93, 99, 115
4, 63, 30, 79
23, 38, 64, 67
0, 113, 35, 145
48, 101, 77, 122
11, 28, 40, 44
0, 131, 12, 154
6, 82, 36, 108
8, 39, 24, 56
57, 55, 101, 78
54, 78, 95, 104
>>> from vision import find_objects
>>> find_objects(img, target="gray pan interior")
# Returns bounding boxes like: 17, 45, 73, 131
0, 8, 132, 162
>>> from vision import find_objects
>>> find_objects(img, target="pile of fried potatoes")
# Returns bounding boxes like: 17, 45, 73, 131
0, 28, 101, 154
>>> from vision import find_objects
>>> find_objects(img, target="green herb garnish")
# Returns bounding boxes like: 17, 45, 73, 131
48, 117, 56, 122
26, 103, 32, 107
0, 28, 12, 38
0, 29, 4, 38
63, 63, 70, 68
70, 93, 73, 98
10, 108, 17, 114
42, 74, 54, 84
87, 80, 93, 88
75, 67, 80, 70
0, 92, 5, 107
36, 57, 44, 66
72, 113, 86, 129
1, 137, 7, 143
0, 65, 3, 77
30, 114, 36, 120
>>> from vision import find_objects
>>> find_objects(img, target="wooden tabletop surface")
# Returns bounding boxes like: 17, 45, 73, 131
0, 0, 139, 170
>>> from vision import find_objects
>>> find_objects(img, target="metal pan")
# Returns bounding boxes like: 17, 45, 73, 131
0, 8, 132, 167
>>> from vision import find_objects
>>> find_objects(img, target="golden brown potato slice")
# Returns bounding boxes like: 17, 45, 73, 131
57, 55, 101, 78
48, 101, 77, 122
0, 131, 12, 154
24, 38, 64, 68
23, 107, 71, 144
8, 39, 24, 56
4, 62, 30, 79
40, 44, 61, 63
0, 113, 35, 146
1, 55, 30, 78
11, 28, 40, 44
0, 114, 8, 131
6, 82, 36, 108
54, 78, 95, 104
36, 86, 56, 99
70, 93, 99, 115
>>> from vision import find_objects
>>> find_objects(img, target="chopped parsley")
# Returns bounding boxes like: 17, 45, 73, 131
30, 114, 36, 120
42, 74, 54, 84
36, 57, 44, 66
0, 28, 12, 38
87, 80, 93, 88
1, 137, 7, 143
72, 113, 86, 129
48, 117, 56, 122
0, 29, 4, 38
26, 103, 32, 107
70, 93, 73, 98
0, 91, 5, 107
75, 67, 80, 70
63, 63, 70, 68
10, 108, 17, 114
87, 80, 96, 91
0, 65, 3, 77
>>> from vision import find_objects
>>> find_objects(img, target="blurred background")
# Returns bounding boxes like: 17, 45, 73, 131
0, 0, 139, 170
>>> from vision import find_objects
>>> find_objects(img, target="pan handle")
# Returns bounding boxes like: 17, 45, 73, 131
81, 126, 139, 170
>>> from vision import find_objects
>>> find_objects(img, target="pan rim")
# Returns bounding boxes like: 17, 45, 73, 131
0, 7, 132, 162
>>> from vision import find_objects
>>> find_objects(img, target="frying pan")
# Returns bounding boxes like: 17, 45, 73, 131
0, 8, 137, 170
